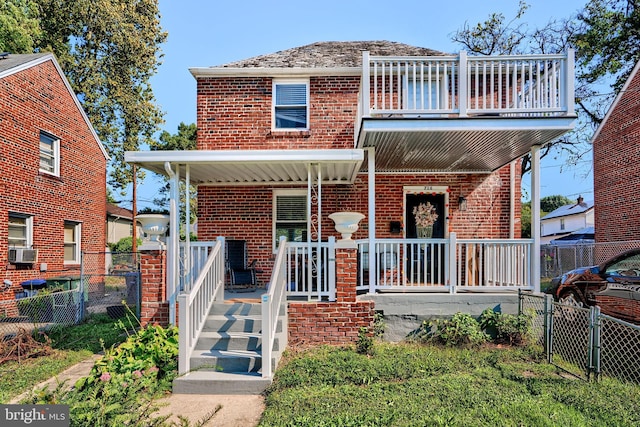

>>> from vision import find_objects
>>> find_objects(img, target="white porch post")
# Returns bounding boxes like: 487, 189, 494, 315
367, 147, 376, 294
167, 163, 180, 325
510, 161, 516, 239
448, 232, 457, 294
531, 146, 541, 293
184, 165, 191, 291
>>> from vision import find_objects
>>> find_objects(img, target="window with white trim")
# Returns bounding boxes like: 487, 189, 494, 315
273, 190, 307, 249
560, 218, 565, 231
273, 80, 309, 130
8, 213, 33, 248
39, 131, 60, 175
64, 221, 81, 263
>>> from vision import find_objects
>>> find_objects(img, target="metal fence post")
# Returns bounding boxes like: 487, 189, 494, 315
544, 294, 553, 362
589, 305, 601, 382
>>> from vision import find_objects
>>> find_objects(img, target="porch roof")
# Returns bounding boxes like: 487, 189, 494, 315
125, 149, 364, 185
358, 115, 576, 173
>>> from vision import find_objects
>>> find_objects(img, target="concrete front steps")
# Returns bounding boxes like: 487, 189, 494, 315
173, 301, 285, 395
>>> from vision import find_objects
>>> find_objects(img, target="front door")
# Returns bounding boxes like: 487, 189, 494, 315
404, 188, 447, 285
405, 193, 446, 238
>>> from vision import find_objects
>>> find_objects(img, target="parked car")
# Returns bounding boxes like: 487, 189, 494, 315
547, 248, 640, 324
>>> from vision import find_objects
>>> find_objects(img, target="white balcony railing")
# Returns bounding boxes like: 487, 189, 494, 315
359, 50, 575, 119
285, 238, 336, 301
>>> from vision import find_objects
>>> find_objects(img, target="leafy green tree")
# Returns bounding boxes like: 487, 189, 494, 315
0, 0, 42, 53
540, 195, 575, 212
521, 201, 532, 238
0, 0, 167, 197
575, 0, 640, 92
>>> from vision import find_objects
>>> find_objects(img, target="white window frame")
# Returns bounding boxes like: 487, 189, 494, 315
272, 79, 309, 131
64, 221, 81, 264
272, 189, 308, 252
39, 131, 60, 176
560, 218, 565, 231
8, 213, 33, 249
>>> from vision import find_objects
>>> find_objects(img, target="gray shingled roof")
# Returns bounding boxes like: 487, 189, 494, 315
218, 41, 447, 68
0, 53, 50, 75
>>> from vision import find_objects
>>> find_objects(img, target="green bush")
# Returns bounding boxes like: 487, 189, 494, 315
480, 308, 533, 345
355, 327, 374, 356
109, 236, 142, 253
422, 312, 489, 347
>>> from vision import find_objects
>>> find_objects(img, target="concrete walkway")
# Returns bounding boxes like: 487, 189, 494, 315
9, 354, 265, 426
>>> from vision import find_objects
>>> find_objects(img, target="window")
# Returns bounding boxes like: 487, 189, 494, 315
8, 214, 33, 248
560, 218, 565, 231
273, 190, 307, 249
64, 221, 81, 263
273, 80, 308, 130
40, 131, 60, 175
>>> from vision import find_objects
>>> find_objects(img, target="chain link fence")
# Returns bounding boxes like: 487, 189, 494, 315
0, 251, 140, 340
82, 251, 140, 317
520, 291, 640, 383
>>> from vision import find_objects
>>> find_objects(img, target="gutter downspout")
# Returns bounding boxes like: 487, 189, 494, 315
367, 147, 376, 294
164, 161, 179, 324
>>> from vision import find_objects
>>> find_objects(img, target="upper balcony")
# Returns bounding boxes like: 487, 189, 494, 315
356, 50, 577, 173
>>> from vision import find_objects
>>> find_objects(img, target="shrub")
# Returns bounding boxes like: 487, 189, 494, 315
422, 313, 489, 347
356, 327, 374, 356
480, 308, 533, 345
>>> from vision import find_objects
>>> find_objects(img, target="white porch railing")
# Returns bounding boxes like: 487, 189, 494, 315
261, 237, 289, 379
359, 50, 575, 119
285, 238, 336, 301
357, 235, 534, 293
179, 241, 220, 292
177, 237, 225, 375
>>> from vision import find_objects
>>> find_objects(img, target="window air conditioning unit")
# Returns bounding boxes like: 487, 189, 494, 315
8, 248, 38, 264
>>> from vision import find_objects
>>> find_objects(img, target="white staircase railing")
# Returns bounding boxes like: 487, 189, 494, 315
177, 236, 225, 375
262, 237, 289, 379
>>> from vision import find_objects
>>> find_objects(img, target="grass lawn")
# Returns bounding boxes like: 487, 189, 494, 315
259, 343, 640, 427
0, 313, 130, 403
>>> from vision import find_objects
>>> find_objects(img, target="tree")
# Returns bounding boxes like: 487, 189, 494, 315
0, 0, 167, 197
540, 195, 575, 212
451, 1, 639, 177
0, 0, 42, 53
521, 201, 532, 238
575, 0, 640, 92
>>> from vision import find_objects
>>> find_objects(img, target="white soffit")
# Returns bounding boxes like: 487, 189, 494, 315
125, 149, 365, 185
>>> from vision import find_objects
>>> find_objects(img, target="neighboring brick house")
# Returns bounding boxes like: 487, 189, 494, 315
592, 59, 640, 244
0, 53, 108, 306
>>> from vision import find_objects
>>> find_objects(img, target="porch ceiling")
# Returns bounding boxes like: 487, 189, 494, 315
124, 149, 365, 185
358, 115, 576, 172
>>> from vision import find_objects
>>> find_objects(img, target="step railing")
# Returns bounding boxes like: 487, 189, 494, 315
177, 236, 225, 375
262, 236, 289, 379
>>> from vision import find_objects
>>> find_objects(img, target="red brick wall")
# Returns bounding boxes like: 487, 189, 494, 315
593, 66, 640, 243
196, 76, 358, 150
139, 249, 169, 326
0, 58, 106, 300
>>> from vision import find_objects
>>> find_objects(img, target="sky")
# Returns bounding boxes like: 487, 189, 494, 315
133, 0, 593, 210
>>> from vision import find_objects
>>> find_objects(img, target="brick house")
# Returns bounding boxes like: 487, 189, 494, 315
126, 41, 576, 386
0, 53, 108, 307
592, 59, 640, 245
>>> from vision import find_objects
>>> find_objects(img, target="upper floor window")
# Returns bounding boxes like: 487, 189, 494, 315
8, 213, 33, 248
64, 221, 81, 263
40, 131, 60, 175
560, 218, 565, 231
273, 80, 309, 130
273, 190, 307, 250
